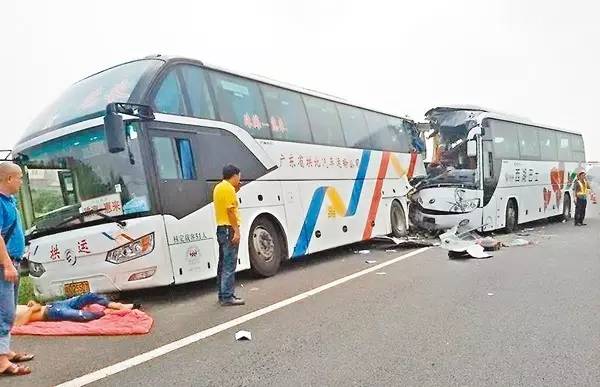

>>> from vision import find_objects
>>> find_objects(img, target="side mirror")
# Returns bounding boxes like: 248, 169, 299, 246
467, 140, 477, 157
104, 109, 126, 153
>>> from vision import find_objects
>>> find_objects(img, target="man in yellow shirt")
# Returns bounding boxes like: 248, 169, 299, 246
574, 170, 589, 226
213, 165, 244, 306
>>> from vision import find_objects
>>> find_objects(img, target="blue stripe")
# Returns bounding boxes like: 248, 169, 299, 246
346, 150, 371, 216
292, 150, 372, 258
292, 187, 327, 257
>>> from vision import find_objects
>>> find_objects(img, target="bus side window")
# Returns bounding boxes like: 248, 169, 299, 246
209, 71, 270, 139
337, 104, 371, 149
364, 111, 390, 151
539, 130, 557, 160
261, 85, 312, 143
153, 70, 186, 116
303, 95, 346, 147
570, 134, 585, 162
151, 136, 197, 180
179, 65, 216, 120
557, 134, 572, 161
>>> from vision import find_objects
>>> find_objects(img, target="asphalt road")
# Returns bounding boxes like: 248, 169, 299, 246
7, 203, 600, 386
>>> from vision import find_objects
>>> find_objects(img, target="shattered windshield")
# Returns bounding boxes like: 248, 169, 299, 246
18, 123, 151, 235
423, 109, 482, 187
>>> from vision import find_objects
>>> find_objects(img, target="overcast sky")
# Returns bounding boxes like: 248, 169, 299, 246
2, 0, 599, 160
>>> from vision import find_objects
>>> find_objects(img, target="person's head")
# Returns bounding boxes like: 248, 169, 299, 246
578, 171, 586, 180
0, 162, 23, 195
222, 164, 241, 187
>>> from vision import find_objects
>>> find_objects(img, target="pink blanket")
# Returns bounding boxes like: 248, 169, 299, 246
11, 305, 153, 336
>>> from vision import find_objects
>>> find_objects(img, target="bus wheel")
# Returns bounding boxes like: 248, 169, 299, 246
249, 217, 283, 277
390, 200, 408, 237
561, 193, 572, 220
505, 200, 518, 233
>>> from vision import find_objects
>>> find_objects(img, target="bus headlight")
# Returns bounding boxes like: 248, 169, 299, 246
106, 233, 155, 264
29, 261, 46, 277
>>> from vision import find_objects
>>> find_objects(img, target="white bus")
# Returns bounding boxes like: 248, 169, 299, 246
14, 56, 425, 298
410, 106, 585, 232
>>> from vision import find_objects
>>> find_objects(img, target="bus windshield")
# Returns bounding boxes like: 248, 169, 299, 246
422, 109, 481, 187
18, 123, 151, 235
22, 59, 163, 140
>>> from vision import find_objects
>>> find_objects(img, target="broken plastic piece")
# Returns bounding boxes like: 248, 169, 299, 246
365, 260, 377, 264
375, 272, 387, 275
466, 245, 492, 259
357, 250, 370, 255
235, 331, 252, 341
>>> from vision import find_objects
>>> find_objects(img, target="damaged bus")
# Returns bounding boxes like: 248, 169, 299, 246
410, 106, 585, 232
14, 56, 425, 299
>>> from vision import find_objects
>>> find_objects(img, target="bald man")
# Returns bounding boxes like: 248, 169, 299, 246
0, 162, 32, 376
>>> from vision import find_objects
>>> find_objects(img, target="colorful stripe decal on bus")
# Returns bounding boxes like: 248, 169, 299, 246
362, 152, 391, 240
292, 150, 371, 257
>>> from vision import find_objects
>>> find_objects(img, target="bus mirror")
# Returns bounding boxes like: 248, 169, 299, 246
104, 110, 126, 153
467, 140, 477, 157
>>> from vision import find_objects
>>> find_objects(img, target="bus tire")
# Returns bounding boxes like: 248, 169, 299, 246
248, 216, 283, 277
505, 199, 518, 233
390, 200, 408, 237
561, 193, 572, 221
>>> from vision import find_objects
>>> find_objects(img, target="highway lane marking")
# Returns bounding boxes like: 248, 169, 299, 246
57, 247, 430, 387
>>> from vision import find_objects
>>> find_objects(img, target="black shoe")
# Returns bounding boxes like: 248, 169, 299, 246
581, 223, 587, 226
220, 297, 245, 306
132, 303, 142, 310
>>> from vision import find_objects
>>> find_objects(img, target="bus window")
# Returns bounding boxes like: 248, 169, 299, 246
386, 117, 412, 153
571, 134, 585, 162
303, 96, 345, 147
209, 72, 270, 138
151, 136, 197, 180
337, 104, 371, 148
539, 129, 557, 160
364, 111, 390, 150
517, 124, 541, 159
261, 85, 312, 143
153, 70, 186, 115
556, 133, 572, 161
490, 120, 519, 159
175, 139, 197, 180
179, 66, 216, 120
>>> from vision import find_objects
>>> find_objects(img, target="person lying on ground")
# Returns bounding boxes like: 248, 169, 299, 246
14, 292, 140, 326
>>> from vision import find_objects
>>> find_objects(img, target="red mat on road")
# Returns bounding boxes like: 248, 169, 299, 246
11, 305, 153, 336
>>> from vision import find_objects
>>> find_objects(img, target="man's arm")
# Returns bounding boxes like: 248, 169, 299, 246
0, 236, 18, 283
227, 207, 240, 244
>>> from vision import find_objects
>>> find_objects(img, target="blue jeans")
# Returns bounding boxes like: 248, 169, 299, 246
11, 260, 20, 307
0, 266, 15, 355
216, 226, 239, 301
45, 293, 110, 322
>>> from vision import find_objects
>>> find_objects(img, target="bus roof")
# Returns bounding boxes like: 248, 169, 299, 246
149, 55, 415, 122
426, 105, 582, 136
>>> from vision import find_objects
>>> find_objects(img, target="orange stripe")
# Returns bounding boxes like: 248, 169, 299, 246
407, 152, 417, 179
362, 152, 391, 240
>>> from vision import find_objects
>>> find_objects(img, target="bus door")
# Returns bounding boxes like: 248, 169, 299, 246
147, 127, 217, 284
481, 139, 498, 230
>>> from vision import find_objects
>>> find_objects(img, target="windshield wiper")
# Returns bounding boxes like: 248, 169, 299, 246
56, 207, 127, 228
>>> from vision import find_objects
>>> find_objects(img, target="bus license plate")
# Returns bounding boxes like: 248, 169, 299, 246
64, 281, 90, 297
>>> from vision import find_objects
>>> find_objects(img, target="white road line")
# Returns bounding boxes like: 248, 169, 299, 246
57, 247, 430, 387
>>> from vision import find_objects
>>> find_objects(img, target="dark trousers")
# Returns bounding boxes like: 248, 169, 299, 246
574, 197, 587, 225
216, 226, 239, 301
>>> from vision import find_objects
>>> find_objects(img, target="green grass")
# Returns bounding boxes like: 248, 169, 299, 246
18, 276, 36, 304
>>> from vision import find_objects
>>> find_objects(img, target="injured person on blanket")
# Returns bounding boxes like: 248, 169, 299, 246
15, 293, 140, 326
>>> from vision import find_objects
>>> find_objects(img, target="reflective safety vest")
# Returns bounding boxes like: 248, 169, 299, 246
575, 179, 589, 198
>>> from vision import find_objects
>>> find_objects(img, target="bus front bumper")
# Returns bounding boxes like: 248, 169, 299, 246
409, 204, 482, 231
